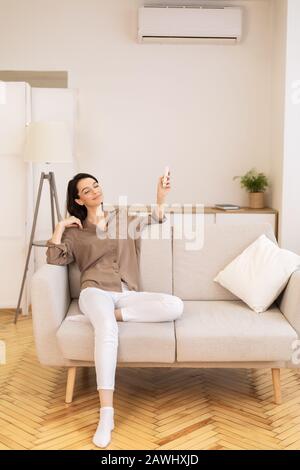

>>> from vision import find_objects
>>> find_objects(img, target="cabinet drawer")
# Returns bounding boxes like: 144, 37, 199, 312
215, 213, 276, 234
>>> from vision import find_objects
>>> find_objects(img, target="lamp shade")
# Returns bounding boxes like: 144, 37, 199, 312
23, 121, 73, 163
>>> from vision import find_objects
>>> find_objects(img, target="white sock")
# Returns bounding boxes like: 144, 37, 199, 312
93, 406, 114, 448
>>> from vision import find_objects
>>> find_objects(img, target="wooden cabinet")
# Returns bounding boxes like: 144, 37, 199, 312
127, 206, 278, 238
214, 212, 276, 234
188, 208, 277, 238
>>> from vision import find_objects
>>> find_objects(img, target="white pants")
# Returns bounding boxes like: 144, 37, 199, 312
78, 281, 184, 390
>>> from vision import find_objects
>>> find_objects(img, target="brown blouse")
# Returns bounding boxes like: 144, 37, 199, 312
46, 207, 167, 293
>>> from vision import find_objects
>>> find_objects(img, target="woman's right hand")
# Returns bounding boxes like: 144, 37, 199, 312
59, 216, 83, 230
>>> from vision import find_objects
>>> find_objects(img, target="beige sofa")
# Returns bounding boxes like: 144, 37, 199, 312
31, 222, 300, 405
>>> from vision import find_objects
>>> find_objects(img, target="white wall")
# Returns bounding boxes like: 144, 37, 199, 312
269, 0, 287, 243
0, 0, 275, 207
280, 0, 300, 252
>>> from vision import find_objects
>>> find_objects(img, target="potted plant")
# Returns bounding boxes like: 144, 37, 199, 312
233, 168, 269, 209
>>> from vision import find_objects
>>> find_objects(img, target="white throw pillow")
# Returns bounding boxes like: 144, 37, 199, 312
214, 234, 300, 313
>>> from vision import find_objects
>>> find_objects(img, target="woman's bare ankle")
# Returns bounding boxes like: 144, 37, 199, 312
114, 308, 123, 321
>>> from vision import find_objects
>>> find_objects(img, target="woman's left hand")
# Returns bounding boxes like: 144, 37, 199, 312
157, 169, 171, 203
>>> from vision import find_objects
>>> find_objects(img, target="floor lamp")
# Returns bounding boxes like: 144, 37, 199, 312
14, 121, 72, 323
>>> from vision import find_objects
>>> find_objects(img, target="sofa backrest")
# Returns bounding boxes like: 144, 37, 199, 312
68, 226, 173, 298
68, 222, 277, 300
173, 222, 277, 300
138, 234, 173, 294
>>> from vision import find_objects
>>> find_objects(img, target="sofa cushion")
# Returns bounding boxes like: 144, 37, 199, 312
214, 234, 300, 313
68, 226, 172, 298
56, 300, 175, 363
175, 300, 298, 362
173, 222, 277, 300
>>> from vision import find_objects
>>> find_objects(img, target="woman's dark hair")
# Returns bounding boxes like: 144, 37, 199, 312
67, 173, 101, 222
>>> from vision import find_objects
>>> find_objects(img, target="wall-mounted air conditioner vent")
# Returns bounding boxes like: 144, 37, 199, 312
138, 6, 242, 44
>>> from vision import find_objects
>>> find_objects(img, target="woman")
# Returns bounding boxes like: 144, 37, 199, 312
46, 172, 184, 448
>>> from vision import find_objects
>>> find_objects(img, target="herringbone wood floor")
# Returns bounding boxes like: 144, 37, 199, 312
1, 311, 300, 450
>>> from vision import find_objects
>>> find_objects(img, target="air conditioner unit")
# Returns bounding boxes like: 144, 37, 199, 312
138, 6, 242, 44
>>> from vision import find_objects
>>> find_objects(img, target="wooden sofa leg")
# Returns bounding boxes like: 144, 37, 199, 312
271, 368, 282, 404
65, 367, 77, 404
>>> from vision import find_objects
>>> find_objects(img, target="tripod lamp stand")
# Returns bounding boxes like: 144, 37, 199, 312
14, 121, 72, 323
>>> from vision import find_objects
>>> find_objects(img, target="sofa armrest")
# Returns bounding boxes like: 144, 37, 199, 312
31, 264, 71, 366
278, 269, 300, 336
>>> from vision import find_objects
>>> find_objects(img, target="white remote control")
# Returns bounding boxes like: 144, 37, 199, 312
163, 166, 170, 188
